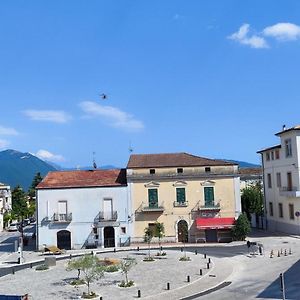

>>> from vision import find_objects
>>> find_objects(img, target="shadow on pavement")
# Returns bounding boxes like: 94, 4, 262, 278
257, 259, 300, 299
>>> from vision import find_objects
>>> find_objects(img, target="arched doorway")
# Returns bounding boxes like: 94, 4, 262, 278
177, 220, 188, 243
57, 230, 71, 250
104, 226, 115, 248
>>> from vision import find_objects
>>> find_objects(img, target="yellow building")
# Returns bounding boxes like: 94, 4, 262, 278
127, 153, 241, 243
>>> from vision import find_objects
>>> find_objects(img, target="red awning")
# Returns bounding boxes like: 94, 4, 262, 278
196, 217, 235, 230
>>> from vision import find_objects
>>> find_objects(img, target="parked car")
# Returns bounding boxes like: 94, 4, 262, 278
7, 222, 19, 231
29, 217, 36, 223
22, 219, 30, 227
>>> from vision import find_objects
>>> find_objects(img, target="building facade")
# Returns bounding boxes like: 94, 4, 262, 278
0, 183, 12, 231
127, 153, 241, 243
258, 125, 300, 234
36, 169, 131, 250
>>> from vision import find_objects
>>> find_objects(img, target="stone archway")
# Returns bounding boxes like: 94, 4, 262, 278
57, 230, 71, 250
177, 220, 188, 243
104, 226, 115, 248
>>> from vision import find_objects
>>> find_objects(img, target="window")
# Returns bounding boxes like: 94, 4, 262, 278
121, 227, 126, 234
149, 169, 155, 174
287, 172, 293, 191
266, 152, 270, 161
269, 202, 273, 217
148, 189, 158, 208
267, 173, 272, 188
285, 139, 292, 157
271, 151, 274, 160
205, 167, 211, 173
289, 204, 295, 220
275, 149, 280, 159
177, 168, 183, 174
176, 188, 186, 204
278, 203, 283, 218
204, 187, 214, 207
276, 173, 281, 188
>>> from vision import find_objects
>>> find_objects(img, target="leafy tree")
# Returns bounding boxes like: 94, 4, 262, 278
119, 257, 137, 286
241, 182, 264, 221
232, 213, 251, 241
144, 227, 154, 259
12, 185, 29, 220
28, 172, 43, 199
154, 222, 165, 254
67, 254, 105, 296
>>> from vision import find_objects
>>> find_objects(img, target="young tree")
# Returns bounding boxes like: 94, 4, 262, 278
12, 186, 29, 220
232, 213, 251, 241
67, 254, 105, 296
119, 257, 137, 286
154, 222, 165, 255
144, 227, 154, 259
241, 182, 264, 221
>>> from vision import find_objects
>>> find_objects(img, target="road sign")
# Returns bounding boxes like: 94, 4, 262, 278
295, 211, 300, 217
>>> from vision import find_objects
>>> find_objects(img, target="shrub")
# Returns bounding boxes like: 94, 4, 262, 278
82, 291, 98, 299
70, 278, 86, 286
232, 213, 251, 241
155, 251, 167, 256
35, 264, 49, 271
105, 265, 120, 273
143, 256, 155, 262
118, 280, 134, 288
179, 256, 191, 261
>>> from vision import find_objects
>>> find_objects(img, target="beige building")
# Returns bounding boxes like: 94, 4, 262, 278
258, 125, 300, 234
127, 153, 241, 243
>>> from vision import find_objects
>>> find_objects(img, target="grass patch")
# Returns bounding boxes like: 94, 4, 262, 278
143, 256, 155, 262
118, 280, 134, 288
105, 264, 120, 273
70, 278, 86, 286
179, 256, 191, 261
82, 291, 98, 299
35, 264, 49, 271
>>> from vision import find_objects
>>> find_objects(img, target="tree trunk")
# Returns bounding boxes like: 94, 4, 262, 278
87, 281, 90, 295
125, 271, 128, 284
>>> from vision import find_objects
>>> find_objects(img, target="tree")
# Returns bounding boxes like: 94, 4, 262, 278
144, 227, 154, 259
67, 254, 105, 296
12, 186, 29, 220
154, 222, 165, 255
241, 182, 264, 221
119, 257, 137, 287
28, 172, 43, 199
232, 213, 251, 241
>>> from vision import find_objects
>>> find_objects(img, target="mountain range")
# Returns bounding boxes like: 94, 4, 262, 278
0, 149, 260, 191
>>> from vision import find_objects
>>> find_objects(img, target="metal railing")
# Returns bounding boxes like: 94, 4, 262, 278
141, 201, 164, 212
280, 186, 299, 192
97, 211, 118, 221
173, 201, 189, 207
52, 213, 72, 222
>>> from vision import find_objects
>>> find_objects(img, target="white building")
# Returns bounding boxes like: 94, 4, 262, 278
36, 169, 131, 250
0, 183, 12, 231
258, 125, 300, 234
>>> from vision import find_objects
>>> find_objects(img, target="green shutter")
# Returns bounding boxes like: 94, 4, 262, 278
204, 187, 214, 206
148, 189, 158, 208
176, 188, 186, 203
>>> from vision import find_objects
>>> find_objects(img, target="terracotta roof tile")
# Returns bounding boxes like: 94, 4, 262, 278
37, 169, 127, 189
127, 153, 236, 168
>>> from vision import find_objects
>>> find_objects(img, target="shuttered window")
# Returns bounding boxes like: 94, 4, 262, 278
148, 189, 158, 208
176, 188, 186, 203
204, 187, 214, 207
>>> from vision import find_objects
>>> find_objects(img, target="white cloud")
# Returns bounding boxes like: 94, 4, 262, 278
263, 22, 300, 41
228, 24, 268, 49
79, 101, 144, 131
0, 125, 18, 136
36, 149, 65, 162
0, 139, 9, 149
23, 110, 71, 123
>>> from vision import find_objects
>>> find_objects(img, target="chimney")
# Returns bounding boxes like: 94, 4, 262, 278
282, 124, 286, 131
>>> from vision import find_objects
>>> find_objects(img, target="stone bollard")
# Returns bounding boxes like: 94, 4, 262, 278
167, 282, 170, 290
199, 269, 202, 276
187, 275, 190, 282
137, 290, 141, 298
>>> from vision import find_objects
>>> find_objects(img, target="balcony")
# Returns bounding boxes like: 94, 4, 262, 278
173, 201, 189, 207
140, 202, 164, 212
96, 211, 118, 222
52, 213, 72, 223
279, 187, 300, 198
192, 202, 221, 212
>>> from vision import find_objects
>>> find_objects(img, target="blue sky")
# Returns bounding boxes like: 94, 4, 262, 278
1, 0, 300, 168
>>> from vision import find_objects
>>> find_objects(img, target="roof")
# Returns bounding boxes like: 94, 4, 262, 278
239, 168, 262, 176
196, 217, 235, 229
257, 144, 281, 154
37, 169, 127, 189
127, 153, 237, 169
275, 125, 300, 136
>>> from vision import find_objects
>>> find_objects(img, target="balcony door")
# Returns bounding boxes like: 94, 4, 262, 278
103, 198, 113, 220
204, 187, 214, 207
287, 172, 293, 191
58, 201, 67, 221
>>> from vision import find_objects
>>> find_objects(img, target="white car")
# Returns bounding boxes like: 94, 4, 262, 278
7, 222, 19, 231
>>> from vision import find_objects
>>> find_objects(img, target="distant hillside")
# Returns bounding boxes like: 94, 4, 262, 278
0, 149, 56, 191
225, 159, 261, 168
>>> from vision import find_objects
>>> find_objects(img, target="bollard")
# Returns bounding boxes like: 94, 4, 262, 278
204, 253, 207, 259
181, 247, 183, 252
160, 246, 163, 251
70, 254, 72, 259
277, 251, 280, 257
137, 290, 141, 298
208, 258, 211, 264
270, 250, 274, 258
167, 282, 170, 290
187, 275, 190, 282
137, 246, 140, 251
195, 250, 197, 255
280, 248, 283, 255
99, 297, 103, 300
207, 263, 210, 269
284, 249, 287, 256
12, 267, 15, 275
91, 251, 93, 256
199, 269, 202, 276
30, 263, 33, 268
289, 248, 292, 255
114, 248, 116, 253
